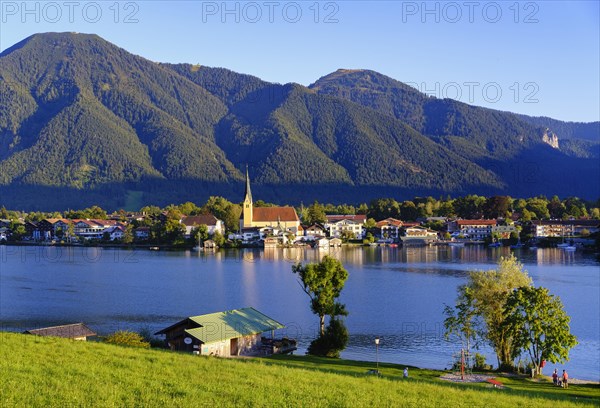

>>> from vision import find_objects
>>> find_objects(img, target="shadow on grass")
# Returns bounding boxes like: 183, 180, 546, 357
262, 354, 600, 405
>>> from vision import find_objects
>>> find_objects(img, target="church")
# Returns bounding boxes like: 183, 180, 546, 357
239, 168, 300, 234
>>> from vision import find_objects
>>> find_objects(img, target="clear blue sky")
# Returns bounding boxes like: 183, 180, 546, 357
1, 1, 598, 122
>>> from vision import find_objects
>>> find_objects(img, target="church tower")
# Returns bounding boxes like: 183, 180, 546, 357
241, 166, 253, 229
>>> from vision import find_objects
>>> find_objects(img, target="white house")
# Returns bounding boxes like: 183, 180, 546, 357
448, 220, 497, 240
180, 214, 225, 238
325, 215, 366, 240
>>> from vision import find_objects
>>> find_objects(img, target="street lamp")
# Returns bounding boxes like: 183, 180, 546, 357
375, 337, 380, 374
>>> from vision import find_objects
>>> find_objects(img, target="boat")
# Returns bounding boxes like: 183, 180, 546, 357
563, 245, 576, 251
557, 242, 570, 248
529, 246, 538, 250
149, 246, 159, 251
510, 239, 524, 249
448, 242, 465, 248
488, 242, 502, 248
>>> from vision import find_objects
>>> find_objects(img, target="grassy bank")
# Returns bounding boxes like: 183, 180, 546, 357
0, 333, 597, 407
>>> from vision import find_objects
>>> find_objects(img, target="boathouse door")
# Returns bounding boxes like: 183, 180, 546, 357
230, 338, 239, 356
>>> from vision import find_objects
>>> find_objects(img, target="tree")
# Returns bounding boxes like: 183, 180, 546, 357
547, 196, 565, 219
304, 201, 327, 225
292, 256, 349, 337
192, 225, 209, 244
122, 224, 134, 244
202, 196, 241, 232
526, 197, 550, 220
483, 196, 512, 219
9, 222, 26, 241
454, 195, 485, 219
307, 317, 349, 358
448, 255, 532, 370
365, 218, 377, 229
212, 231, 226, 247
178, 201, 201, 215
400, 200, 419, 221
502, 286, 577, 376
368, 198, 400, 220
444, 286, 479, 360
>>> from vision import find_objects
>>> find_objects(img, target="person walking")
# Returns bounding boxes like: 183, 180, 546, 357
403, 367, 409, 378
562, 370, 569, 389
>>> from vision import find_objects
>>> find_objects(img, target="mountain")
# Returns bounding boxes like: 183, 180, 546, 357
0, 34, 598, 210
310, 69, 600, 199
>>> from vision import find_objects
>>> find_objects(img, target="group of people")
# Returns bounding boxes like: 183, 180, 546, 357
552, 369, 569, 388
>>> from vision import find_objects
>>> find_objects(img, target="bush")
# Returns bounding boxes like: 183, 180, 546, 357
307, 319, 349, 358
474, 353, 491, 371
139, 327, 166, 348
104, 331, 150, 348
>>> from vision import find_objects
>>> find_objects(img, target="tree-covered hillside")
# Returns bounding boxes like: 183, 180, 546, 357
0, 34, 597, 210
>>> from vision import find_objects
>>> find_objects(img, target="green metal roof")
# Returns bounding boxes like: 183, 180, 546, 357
184, 307, 284, 344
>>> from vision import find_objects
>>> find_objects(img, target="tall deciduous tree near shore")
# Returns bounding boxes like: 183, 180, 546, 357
445, 255, 532, 370
502, 286, 577, 376
292, 256, 349, 336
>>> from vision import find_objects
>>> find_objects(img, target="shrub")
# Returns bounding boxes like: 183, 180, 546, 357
474, 353, 490, 371
307, 319, 349, 358
104, 331, 150, 348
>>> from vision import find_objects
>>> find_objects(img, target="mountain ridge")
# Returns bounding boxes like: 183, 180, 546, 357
0, 33, 598, 210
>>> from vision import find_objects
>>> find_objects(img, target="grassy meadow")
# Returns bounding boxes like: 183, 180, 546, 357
0, 332, 598, 407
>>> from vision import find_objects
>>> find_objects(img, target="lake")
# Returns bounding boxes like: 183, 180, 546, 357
1, 245, 598, 380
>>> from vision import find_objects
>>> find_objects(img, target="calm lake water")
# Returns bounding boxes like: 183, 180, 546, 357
1, 245, 598, 380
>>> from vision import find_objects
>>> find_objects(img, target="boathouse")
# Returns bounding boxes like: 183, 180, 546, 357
23, 323, 96, 341
154, 307, 286, 356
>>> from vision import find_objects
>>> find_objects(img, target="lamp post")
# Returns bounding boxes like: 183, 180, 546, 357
375, 337, 380, 374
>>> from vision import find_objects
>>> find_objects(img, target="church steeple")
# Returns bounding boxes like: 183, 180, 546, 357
241, 165, 253, 229
244, 165, 253, 203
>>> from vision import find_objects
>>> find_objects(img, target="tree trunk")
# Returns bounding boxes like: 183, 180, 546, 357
319, 314, 325, 336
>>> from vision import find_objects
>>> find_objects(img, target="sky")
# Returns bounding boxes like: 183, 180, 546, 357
1, 1, 598, 122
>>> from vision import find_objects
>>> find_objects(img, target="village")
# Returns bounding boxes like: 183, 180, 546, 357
1, 170, 598, 251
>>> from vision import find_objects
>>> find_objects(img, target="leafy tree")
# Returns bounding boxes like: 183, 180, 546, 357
140, 205, 162, 217
178, 201, 201, 215
192, 225, 209, 244
292, 256, 349, 337
306, 318, 349, 358
448, 255, 532, 370
304, 201, 327, 225
122, 224, 135, 244
363, 232, 375, 244
9, 222, 26, 241
526, 197, 550, 220
202, 196, 241, 232
340, 230, 355, 242
502, 286, 577, 376
483, 196, 512, 219
437, 199, 456, 217
400, 201, 419, 221
356, 203, 369, 215
365, 218, 377, 229
368, 198, 400, 220
547, 196, 565, 219
444, 286, 479, 359
454, 195, 485, 219
212, 231, 226, 247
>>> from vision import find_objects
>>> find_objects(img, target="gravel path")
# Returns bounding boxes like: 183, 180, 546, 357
439, 373, 495, 383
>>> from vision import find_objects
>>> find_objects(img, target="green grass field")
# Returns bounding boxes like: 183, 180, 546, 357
0, 332, 597, 407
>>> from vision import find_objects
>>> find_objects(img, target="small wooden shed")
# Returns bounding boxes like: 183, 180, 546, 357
23, 323, 96, 341
203, 239, 217, 249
